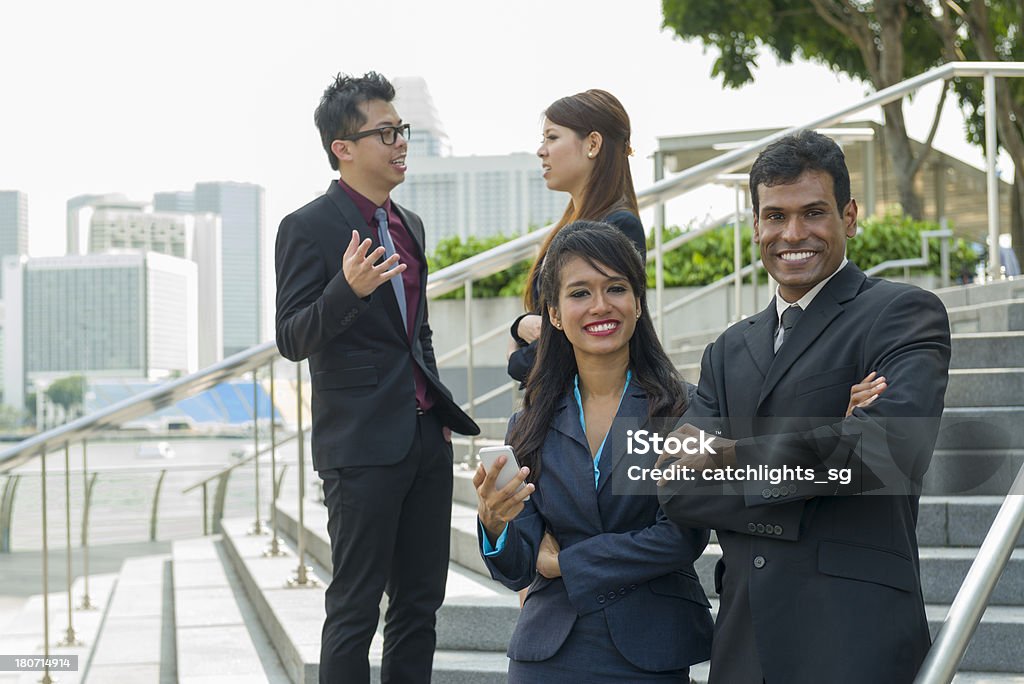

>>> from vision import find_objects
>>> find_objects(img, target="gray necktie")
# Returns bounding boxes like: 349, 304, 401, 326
374, 207, 407, 332
774, 305, 803, 353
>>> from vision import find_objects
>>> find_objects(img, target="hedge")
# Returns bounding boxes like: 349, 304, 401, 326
427, 215, 980, 299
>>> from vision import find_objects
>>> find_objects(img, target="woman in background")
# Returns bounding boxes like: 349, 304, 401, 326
507, 89, 645, 384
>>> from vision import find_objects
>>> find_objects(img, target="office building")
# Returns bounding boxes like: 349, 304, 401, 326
393, 76, 451, 158
0, 191, 28, 298
87, 207, 223, 368
3, 252, 198, 410
66, 193, 148, 256
391, 153, 567, 244
170, 182, 265, 357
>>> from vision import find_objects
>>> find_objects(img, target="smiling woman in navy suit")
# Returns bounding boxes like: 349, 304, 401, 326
474, 222, 713, 682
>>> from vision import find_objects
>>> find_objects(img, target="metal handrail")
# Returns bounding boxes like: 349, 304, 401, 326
0, 340, 279, 474
914, 466, 1024, 683
181, 431, 301, 494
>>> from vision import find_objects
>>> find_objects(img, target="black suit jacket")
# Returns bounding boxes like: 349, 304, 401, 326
275, 181, 479, 471
660, 263, 951, 684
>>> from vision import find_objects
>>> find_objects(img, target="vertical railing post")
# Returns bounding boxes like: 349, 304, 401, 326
201, 482, 209, 536
57, 442, 81, 647
249, 369, 266, 535
78, 440, 95, 609
984, 72, 1001, 281
654, 150, 666, 342
655, 216, 666, 343
733, 181, 743, 322
149, 470, 167, 542
288, 362, 319, 588
465, 279, 475, 458
265, 361, 284, 557
40, 448, 53, 684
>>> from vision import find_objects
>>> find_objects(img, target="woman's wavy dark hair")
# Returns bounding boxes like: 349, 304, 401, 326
508, 221, 687, 482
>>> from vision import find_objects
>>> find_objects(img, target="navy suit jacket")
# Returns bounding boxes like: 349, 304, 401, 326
480, 386, 713, 672
659, 263, 951, 684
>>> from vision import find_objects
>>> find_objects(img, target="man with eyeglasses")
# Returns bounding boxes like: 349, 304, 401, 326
275, 71, 479, 684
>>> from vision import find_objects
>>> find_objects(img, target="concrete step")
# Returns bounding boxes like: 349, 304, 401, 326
928, 604, 1024, 673
221, 516, 517, 684
952, 332, 1024, 369
171, 536, 290, 683
0, 573, 117, 684
666, 328, 724, 354
925, 450, 1024, 496
947, 300, 1024, 333
920, 548, 1024, 606
918, 497, 1024, 548
84, 556, 170, 683
937, 408, 1024, 452
934, 278, 1024, 309
946, 369, 1024, 408
669, 344, 708, 367
273, 498, 513, 640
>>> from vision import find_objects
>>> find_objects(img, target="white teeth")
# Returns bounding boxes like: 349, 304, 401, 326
780, 251, 815, 261
586, 322, 618, 332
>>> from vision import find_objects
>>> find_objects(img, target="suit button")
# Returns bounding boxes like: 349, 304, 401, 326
755, 523, 765, 534
773, 525, 783, 535
753, 555, 766, 569
762, 488, 772, 499
771, 487, 780, 498
630, 584, 637, 591
789, 484, 798, 494
619, 588, 627, 597
607, 591, 617, 601
747, 522, 757, 533
597, 595, 606, 604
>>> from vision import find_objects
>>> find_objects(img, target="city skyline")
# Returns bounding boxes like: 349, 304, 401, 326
2, 0, 1011, 262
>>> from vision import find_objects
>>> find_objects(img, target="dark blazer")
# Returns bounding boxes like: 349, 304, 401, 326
481, 386, 713, 673
507, 209, 646, 383
275, 181, 479, 470
659, 263, 951, 684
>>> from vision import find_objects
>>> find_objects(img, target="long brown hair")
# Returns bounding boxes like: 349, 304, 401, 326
524, 89, 639, 312
510, 221, 687, 482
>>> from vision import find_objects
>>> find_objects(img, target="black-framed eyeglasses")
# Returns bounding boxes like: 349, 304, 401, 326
340, 123, 411, 146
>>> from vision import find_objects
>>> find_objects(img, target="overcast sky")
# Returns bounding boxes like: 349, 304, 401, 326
0, 0, 1005, 257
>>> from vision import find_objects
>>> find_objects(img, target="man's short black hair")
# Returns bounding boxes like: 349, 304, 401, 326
314, 71, 395, 171
749, 130, 852, 215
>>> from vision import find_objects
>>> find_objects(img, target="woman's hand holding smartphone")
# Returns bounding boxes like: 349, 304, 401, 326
473, 445, 535, 542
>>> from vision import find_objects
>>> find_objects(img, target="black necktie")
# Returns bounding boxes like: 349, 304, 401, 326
775, 305, 803, 353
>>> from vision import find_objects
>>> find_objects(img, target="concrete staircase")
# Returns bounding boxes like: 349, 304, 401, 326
2, 278, 1021, 682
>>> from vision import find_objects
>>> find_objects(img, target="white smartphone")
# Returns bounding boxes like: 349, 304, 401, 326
478, 445, 530, 501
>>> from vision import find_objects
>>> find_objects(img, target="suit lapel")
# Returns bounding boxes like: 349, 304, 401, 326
551, 392, 603, 530
596, 389, 649, 495
742, 307, 776, 380
326, 182, 408, 338
756, 263, 866, 409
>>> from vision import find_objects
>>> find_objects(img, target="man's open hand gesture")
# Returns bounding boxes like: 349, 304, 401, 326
343, 229, 407, 298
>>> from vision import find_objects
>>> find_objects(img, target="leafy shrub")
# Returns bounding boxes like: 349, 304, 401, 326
427, 234, 533, 300
428, 215, 981, 297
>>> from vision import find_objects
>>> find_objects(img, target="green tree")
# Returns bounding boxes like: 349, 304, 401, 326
661, 0, 947, 219
914, 0, 1024, 265
661, 0, 1024, 264
44, 376, 85, 417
